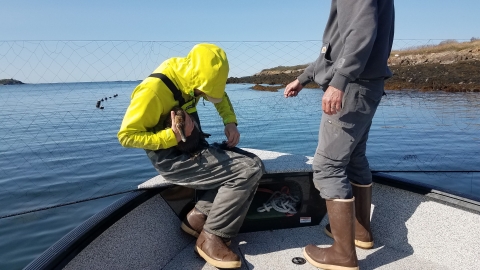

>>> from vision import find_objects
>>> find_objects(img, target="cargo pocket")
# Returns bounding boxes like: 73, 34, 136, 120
319, 116, 356, 161
354, 80, 384, 117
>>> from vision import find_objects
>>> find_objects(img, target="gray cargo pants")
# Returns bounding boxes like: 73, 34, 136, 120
146, 143, 264, 238
313, 80, 384, 199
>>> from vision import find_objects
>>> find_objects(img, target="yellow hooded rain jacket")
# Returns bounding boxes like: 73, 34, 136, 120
117, 43, 237, 150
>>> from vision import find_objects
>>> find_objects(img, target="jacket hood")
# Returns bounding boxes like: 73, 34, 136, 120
157, 43, 229, 100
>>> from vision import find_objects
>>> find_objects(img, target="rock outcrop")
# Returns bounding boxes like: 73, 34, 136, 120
0, 79, 24, 85
228, 40, 480, 92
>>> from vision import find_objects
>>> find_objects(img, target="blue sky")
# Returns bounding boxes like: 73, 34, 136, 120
1, 0, 479, 41
1, 0, 479, 83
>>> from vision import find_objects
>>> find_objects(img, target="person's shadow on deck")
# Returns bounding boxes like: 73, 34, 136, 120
356, 183, 417, 269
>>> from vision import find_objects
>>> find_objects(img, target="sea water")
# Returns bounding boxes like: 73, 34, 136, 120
0, 82, 479, 269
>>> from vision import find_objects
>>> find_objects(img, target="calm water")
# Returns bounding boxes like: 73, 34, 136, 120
1, 82, 479, 269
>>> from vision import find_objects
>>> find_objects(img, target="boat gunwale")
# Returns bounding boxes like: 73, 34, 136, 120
373, 172, 480, 213
23, 189, 161, 270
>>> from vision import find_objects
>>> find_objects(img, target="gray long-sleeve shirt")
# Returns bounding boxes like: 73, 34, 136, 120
298, 0, 395, 91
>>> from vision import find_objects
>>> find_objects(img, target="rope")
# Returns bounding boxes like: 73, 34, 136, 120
2, 169, 477, 220
257, 186, 300, 216
0, 189, 137, 220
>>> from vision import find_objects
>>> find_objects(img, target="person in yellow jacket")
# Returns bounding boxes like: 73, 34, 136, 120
118, 43, 264, 269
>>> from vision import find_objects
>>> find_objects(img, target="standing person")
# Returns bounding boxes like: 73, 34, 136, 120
118, 43, 264, 269
284, 0, 395, 269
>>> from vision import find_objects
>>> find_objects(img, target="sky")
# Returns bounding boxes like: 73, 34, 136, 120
1, 0, 479, 41
1, 0, 479, 83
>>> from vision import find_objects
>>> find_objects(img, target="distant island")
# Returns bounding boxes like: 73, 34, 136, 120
227, 39, 480, 92
0, 79, 24, 85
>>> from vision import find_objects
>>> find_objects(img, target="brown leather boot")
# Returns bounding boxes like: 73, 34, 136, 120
304, 198, 358, 270
181, 207, 206, 238
195, 230, 241, 269
181, 208, 232, 246
325, 182, 374, 249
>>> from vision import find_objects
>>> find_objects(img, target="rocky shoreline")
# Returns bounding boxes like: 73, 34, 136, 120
227, 40, 480, 92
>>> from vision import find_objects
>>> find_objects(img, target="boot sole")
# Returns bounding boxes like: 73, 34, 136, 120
324, 227, 374, 249
194, 246, 241, 269
303, 248, 359, 270
181, 222, 200, 238
181, 223, 231, 246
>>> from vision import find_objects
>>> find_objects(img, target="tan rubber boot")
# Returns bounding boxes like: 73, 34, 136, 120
195, 230, 241, 269
304, 198, 359, 270
325, 182, 374, 249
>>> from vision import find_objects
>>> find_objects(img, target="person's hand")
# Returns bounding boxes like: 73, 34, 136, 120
284, 79, 303, 98
322, 86, 344, 115
171, 110, 194, 143
224, 123, 240, 148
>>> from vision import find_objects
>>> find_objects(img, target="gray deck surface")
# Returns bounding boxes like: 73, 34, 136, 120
65, 149, 480, 270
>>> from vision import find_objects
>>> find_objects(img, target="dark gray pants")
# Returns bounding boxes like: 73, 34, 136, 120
313, 80, 384, 199
147, 143, 264, 238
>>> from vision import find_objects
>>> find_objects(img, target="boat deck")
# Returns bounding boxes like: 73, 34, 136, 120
64, 181, 480, 269
62, 149, 479, 269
